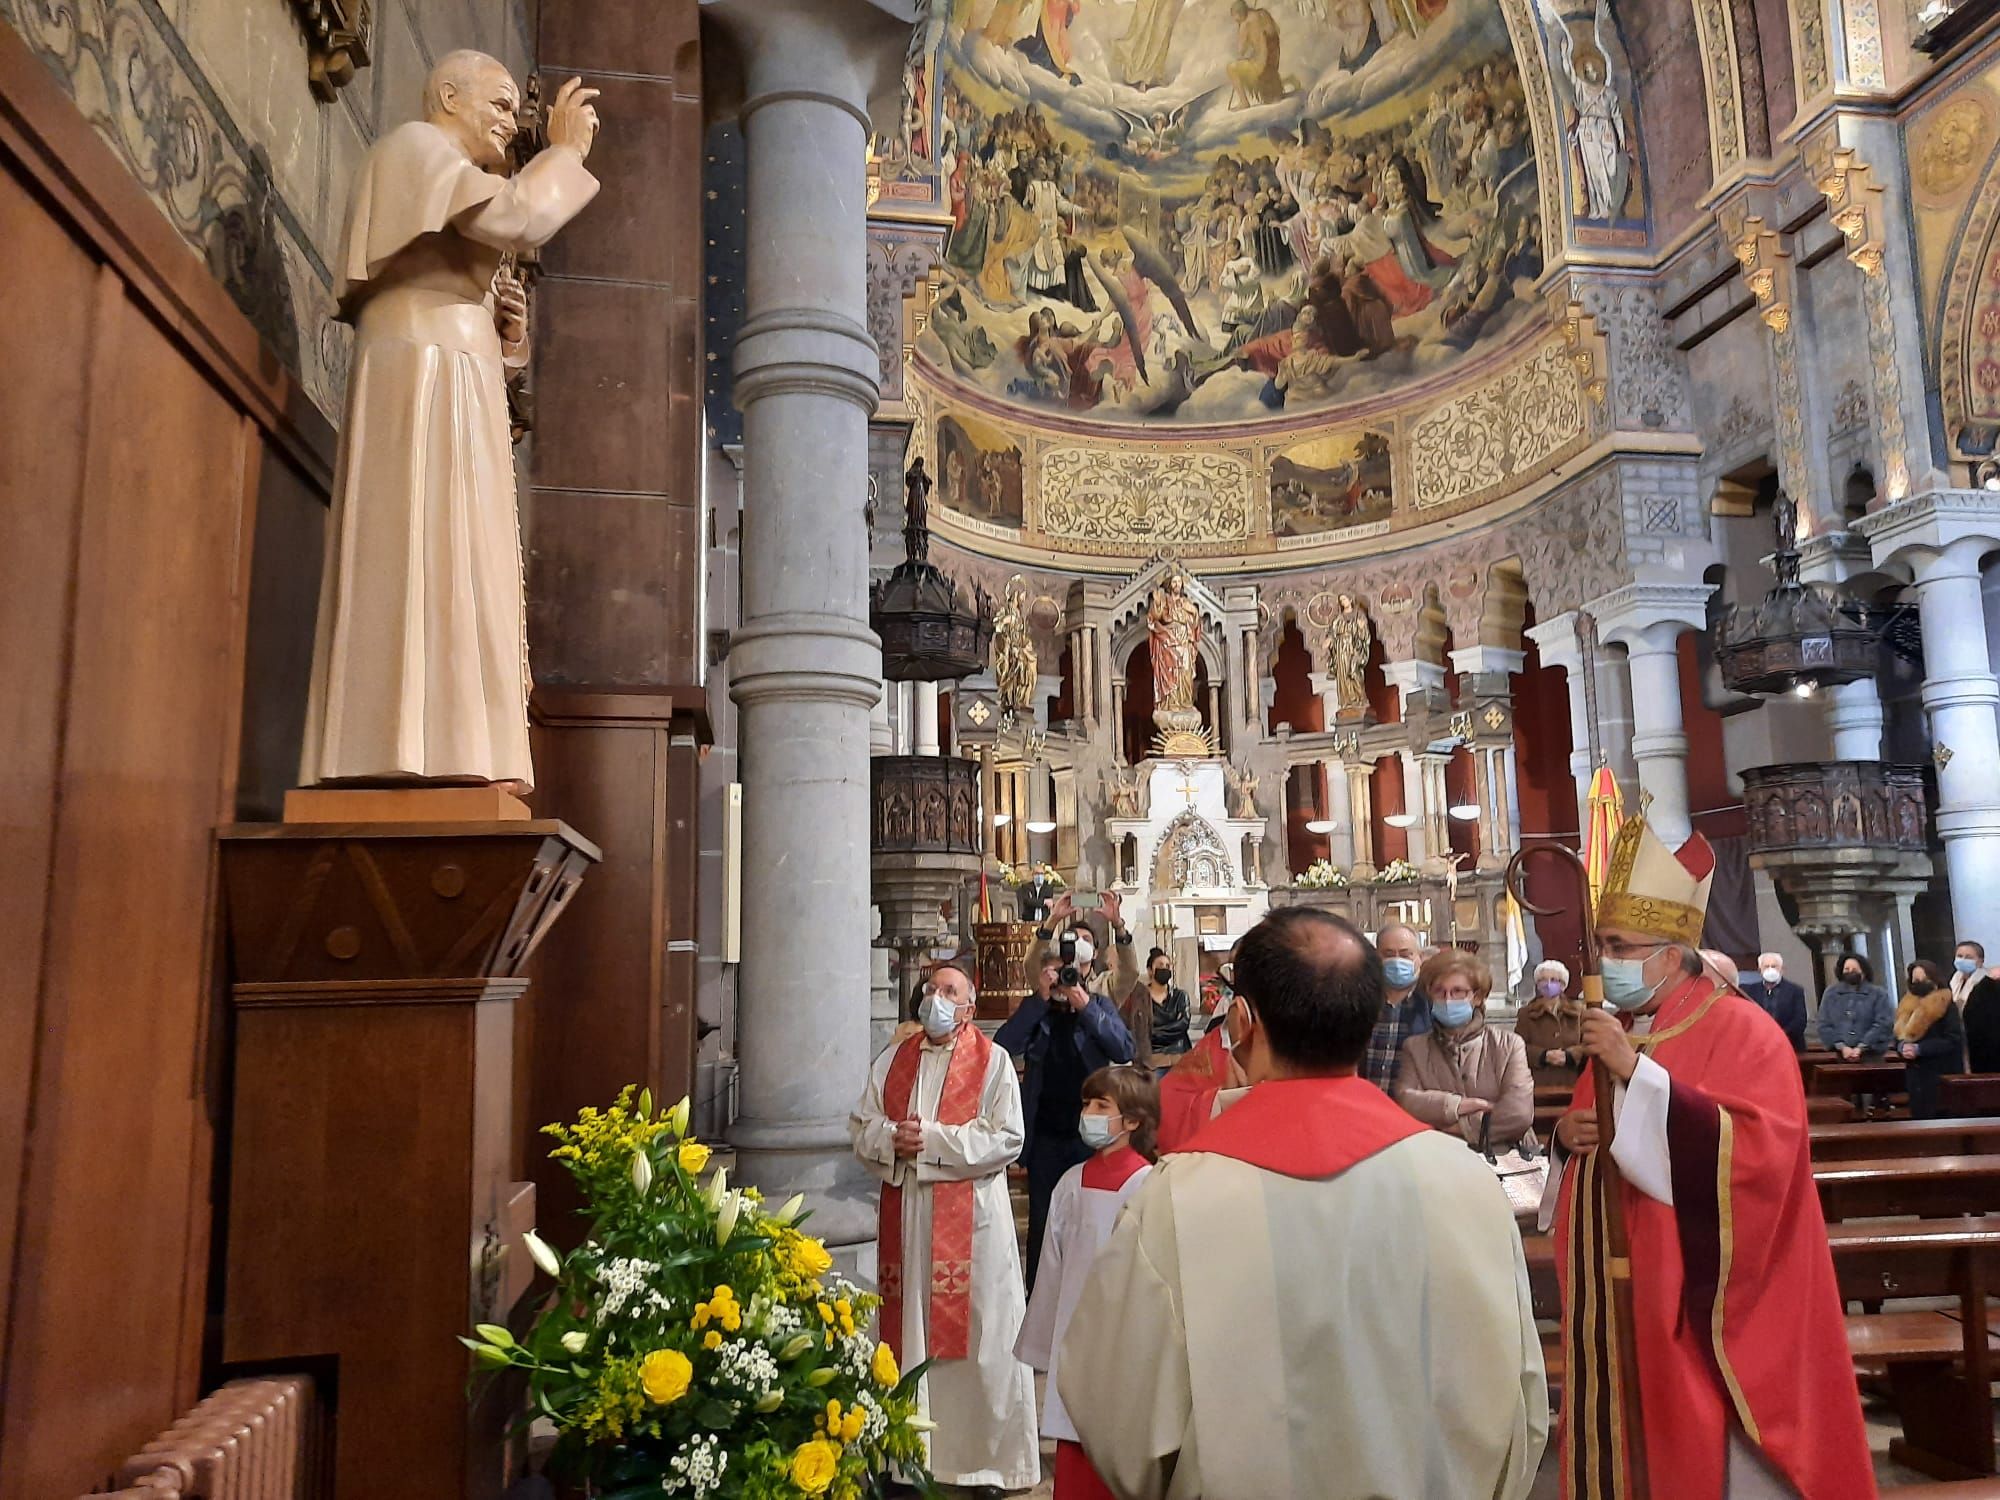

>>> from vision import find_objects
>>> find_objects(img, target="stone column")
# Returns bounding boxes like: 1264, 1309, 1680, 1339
1826, 680, 1886, 761
1527, 609, 1644, 832
1595, 585, 1711, 847
1418, 752, 1452, 873
1397, 749, 1429, 867
1347, 763, 1377, 878
1111, 680, 1128, 762
913, 680, 941, 756
869, 674, 892, 756
1321, 758, 1356, 871
710, 0, 909, 1255
1912, 540, 2000, 937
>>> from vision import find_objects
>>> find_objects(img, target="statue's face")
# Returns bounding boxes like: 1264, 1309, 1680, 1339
437, 63, 520, 170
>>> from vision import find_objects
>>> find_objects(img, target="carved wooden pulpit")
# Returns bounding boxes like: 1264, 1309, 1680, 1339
216, 816, 598, 1500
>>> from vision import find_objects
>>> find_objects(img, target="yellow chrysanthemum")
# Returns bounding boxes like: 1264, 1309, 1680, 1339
791, 1439, 840, 1495
817, 1302, 835, 1324
678, 1140, 712, 1175
840, 1409, 865, 1443
703, 1329, 723, 1350
639, 1348, 693, 1406
872, 1341, 899, 1388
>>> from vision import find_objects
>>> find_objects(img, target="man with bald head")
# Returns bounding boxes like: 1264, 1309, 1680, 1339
851, 958, 1040, 1491
1059, 909, 1547, 1498
1362, 919, 1431, 1092
302, 51, 601, 794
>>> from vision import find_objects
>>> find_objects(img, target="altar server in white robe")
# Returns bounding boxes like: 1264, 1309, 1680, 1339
303, 52, 601, 792
851, 959, 1040, 1492
1017, 1064, 1159, 1499
1060, 908, 1547, 1500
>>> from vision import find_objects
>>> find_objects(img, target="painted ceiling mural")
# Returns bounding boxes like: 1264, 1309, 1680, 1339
872, 0, 1654, 568
895, 0, 1562, 431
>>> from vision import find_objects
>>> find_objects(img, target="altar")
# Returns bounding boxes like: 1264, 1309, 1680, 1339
1105, 760, 1270, 983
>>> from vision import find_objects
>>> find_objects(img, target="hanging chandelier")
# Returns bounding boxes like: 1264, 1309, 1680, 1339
870, 458, 993, 682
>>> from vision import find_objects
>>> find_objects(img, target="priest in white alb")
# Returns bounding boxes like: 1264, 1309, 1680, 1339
1059, 908, 1547, 1500
301, 52, 602, 793
850, 958, 1041, 1492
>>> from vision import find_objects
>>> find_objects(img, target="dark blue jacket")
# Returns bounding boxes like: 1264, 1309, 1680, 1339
1739, 976, 1809, 1051
995, 992, 1135, 1141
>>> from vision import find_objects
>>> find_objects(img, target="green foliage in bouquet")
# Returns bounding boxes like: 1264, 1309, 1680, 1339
464, 1088, 935, 1500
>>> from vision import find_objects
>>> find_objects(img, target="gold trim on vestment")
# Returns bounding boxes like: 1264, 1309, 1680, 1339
1712, 1107, 1762, 1443
1635, 984, 1728, 1051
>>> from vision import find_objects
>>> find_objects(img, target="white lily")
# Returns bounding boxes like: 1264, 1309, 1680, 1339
716, 1189, 743, 1246
560, 1330, 588, 1355
704, 1165, 730, 1211
521, 1229, 562, 1278
773, 1193, 806, 1225
906, 1415, 937, 1431
667, 1094, 692, 1137
631, 1148, 654, 1195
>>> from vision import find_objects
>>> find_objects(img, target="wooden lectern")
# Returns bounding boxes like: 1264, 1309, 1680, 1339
216, 814, 599, 1500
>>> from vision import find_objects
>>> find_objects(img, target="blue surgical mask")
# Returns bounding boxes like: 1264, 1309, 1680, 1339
1383, 957, 1419, 989
1599, 957, 1657, 1011
919, 992, 958, 1038
1079, 1115, 1118, 1149
1957, 957, 1980, 976
1433, 999, 1475, 1029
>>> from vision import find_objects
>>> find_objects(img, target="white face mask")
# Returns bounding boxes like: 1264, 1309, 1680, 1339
920, 992, 959, 1038
1079, 1114, 1120, 1149
1760, 966, 1782, 985
1072, 934, 1096, 968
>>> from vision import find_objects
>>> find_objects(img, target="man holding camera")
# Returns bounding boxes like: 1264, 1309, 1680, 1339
996, 891, 1138, 1289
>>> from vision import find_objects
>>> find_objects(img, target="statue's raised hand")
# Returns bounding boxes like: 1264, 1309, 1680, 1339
547, 77, 601, 160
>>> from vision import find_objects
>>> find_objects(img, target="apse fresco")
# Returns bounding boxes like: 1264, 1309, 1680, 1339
1269, 430, 1394, 538
915, 0, 1546, 428
937, 411, 1028, 526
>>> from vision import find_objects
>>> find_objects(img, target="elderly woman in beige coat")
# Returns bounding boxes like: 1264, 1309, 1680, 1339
1395, 949, 1537, 1151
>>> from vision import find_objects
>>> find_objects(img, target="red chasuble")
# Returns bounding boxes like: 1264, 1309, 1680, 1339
1554, 976, 1874, 1499
1157, 1028, 1240, 1155
1178, 1072, 1425, 1178
877, 1024, 994, 1363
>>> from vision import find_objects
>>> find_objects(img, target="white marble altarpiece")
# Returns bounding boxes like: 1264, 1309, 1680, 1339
1105, 760, 1270, 971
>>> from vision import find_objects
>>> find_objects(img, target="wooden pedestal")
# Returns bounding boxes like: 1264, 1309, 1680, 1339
216, 819, 599, 1500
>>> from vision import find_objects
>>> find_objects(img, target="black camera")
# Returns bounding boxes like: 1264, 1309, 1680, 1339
1058, 934, 1082, 990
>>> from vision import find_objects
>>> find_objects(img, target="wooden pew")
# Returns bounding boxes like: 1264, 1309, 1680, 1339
1818, 1156, 2000, 1221
1813, 1118, 2000, 1163
1811, 1059, 1911, 1117
1940, 1076, 2000, 1118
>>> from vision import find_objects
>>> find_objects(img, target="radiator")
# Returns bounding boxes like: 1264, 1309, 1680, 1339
86, 1375, 325, 1500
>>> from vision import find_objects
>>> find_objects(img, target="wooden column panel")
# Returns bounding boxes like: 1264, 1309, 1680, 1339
526, 690, 707, 1231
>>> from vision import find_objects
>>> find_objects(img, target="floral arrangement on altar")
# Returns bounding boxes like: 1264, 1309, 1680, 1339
1295, 860, 1349, 890
464, 1088, 933, 1499
1372, 858, 1422, 885
1000, 861, 1066, 890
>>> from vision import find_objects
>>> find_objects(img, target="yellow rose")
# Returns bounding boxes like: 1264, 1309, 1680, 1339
793, 1236, 833, 1278
678, 1140, 712, 1175
639, 1348, 693, 1406
791, 1439, 840, 1495
872, 1342, 900, 1388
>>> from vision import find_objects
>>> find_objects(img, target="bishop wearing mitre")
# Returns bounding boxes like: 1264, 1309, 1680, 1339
300, 53, 602, 793
1550, 813, 1873, 1498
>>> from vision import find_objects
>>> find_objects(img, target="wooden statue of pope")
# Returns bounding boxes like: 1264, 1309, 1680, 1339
300, 52, 602, 794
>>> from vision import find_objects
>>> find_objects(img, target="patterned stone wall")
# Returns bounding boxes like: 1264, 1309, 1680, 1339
2, 0, 532, 418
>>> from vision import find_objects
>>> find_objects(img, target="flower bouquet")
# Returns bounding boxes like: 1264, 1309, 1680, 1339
1000, 861, 1066, 890
1295, 859, 1349, 890
465, 1088, 934, 1499
1372, 858, 1421, 885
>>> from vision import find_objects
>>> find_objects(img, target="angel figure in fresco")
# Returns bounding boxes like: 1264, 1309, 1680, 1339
1537, 0, 1631, 221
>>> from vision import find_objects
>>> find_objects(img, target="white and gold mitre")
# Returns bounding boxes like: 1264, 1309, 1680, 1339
1597, 813, 1715, 946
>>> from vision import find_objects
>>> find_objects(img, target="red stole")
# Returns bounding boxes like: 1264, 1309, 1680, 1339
1081, 1144, 1149, 1192
1176, 1073, 1424, 1178
1554, 977, 1874, 1499
878, 1025, 992, 1362
1157, 1028, 1236, 1155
